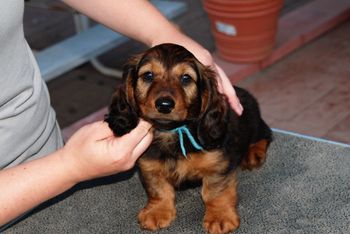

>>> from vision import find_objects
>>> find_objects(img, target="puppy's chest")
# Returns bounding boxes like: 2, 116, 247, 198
153, 131, 179, 153
151, 129, 202, 159
140, 150, 228, 184
143, 131, 228, 181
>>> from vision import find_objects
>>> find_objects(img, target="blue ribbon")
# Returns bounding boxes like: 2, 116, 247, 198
170, 125, 203, 158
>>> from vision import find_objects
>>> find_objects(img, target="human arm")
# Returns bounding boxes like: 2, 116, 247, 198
62, 0, 243, 115
0, 120, 152, 226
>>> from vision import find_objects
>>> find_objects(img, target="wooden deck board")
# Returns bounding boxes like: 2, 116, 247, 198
239, 20, 350, 144
325, 114, 350, 144
270, 79, 350, 138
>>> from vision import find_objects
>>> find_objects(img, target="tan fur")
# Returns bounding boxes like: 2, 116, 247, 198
138, 150, 238, 233
171, 63, 198, 104
175, 151, 228, 182
113, 44, 272, 234
134, 59, 200, 122
137, 159, 176, 230
241, 139, 269, 170
202, 172, 240, 234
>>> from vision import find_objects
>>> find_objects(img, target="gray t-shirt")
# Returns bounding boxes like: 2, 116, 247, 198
0, 0, 63, 169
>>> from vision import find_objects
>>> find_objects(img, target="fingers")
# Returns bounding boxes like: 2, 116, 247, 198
214, 64, 225, 94
214, 64, 243, 115
89, 121, 115, 140
116, 119, 153, 161
119, 119, 152, 149
131, 128, 153, 160
222, 83, 243, 116
227, 89, 244, 115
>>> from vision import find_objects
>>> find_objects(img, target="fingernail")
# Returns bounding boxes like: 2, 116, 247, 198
238, 103, 244, 115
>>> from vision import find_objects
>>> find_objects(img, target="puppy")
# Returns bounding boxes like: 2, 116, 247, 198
105, 43, 272, 234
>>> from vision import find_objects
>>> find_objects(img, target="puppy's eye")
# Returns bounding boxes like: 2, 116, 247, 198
180, 74, 192, 86
142, 72, 154, 83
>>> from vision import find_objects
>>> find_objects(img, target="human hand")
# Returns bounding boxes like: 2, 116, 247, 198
213, 62, 244, 115
192, 48, 243, 115
182, 47, 244, 115
60, 120, 153, 183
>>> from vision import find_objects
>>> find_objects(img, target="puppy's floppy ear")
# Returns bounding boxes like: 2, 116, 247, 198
196, 63, 229, 150
104, 55, 141, 136
123, 54, 142, 108
105, 85, 138, 136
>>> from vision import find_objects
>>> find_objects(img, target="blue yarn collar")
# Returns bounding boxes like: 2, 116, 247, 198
170, 125, 203, 158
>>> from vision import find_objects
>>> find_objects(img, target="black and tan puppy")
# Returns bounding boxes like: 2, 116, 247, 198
105, 43, 272, 234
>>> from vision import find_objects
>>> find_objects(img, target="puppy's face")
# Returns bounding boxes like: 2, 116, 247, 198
107, 43, 228, 146
126, 44, 208, 129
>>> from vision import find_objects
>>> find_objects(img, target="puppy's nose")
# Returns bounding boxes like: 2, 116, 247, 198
155, 97, 175, 114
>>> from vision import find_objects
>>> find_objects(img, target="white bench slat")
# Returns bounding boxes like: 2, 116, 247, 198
35, 0, 187, 82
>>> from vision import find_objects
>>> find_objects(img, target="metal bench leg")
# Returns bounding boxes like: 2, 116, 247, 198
73, 14, 123, 79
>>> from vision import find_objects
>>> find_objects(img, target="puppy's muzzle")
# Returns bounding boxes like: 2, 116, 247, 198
155, 96, 175, 114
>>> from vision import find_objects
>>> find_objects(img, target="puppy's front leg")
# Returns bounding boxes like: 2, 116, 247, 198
202, 173, 240, 234
138, 159, 176, 231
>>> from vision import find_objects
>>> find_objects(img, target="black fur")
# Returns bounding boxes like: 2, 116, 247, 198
105, 84, 139, 136
105, 43, 272, 172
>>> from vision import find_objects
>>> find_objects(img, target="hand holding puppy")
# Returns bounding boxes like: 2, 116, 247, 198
0, 120, 152, 226
60, 120, 153, 183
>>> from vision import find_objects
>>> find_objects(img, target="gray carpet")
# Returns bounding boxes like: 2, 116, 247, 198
4, 131, 350, 234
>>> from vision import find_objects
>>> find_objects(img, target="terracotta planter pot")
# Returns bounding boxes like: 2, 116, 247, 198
205, 0, 281, 13
203, 0, 284, 63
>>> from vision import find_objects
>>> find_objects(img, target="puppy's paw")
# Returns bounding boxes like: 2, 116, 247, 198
138, 206, 176, 231
203, 210, 240, 234
241, 139, 269, 170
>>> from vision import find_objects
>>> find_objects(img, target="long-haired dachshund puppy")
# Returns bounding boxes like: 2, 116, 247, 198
105, 43, 272, 234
